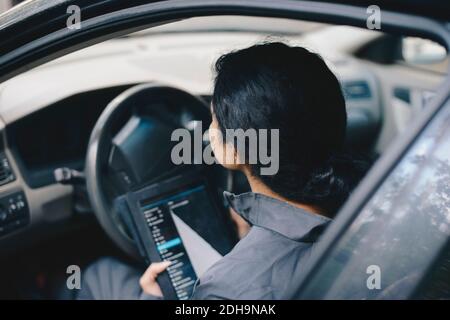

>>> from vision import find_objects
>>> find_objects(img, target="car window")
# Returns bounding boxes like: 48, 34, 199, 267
412, 237, 450, 299
298, 99, 450, 299
401, 37, 448, 73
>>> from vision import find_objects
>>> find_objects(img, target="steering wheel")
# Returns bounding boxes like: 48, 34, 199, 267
85, 83, 215, 258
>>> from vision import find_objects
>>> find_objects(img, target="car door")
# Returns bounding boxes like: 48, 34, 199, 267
293, 91, 450, 299
1, 0, 450, 83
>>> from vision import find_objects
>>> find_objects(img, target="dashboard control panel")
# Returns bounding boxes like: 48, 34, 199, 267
0, 151, 15, 187
0, 191, 29, 237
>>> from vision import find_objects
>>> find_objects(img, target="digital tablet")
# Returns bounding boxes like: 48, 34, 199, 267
120, 171, 237, 300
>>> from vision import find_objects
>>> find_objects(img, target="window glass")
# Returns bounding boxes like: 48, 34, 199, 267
413, 239, 450, 299
300, 100, 450, 299
402, 37, 447, 65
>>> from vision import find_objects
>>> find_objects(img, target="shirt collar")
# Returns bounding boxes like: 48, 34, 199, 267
224, 191, 331, 242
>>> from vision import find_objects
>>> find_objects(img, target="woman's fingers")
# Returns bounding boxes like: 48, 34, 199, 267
139, 261, 172, 297
148, 261, 172, 278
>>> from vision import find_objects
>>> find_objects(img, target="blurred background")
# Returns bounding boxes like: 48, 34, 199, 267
0, 0, 24, 13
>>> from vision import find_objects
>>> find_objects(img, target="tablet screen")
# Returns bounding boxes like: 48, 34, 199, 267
136, 183, 230, 299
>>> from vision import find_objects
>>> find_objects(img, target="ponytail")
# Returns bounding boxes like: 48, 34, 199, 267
299, 152, 371, 216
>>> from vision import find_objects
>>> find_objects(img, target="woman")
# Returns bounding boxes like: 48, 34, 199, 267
79, 42, 366, 300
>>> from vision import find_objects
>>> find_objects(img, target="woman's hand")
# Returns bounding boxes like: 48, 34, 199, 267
139, 261, 171, 297
139, 208, 249, 298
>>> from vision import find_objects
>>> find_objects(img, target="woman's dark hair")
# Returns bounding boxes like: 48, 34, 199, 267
212, 42, 367, 216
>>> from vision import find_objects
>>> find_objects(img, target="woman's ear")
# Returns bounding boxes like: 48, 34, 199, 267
224, 141, 243, 170
209, 114, 243, 171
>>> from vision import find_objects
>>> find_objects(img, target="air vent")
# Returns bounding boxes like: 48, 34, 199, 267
343, 81, 372, 100
0, 152, 15, 186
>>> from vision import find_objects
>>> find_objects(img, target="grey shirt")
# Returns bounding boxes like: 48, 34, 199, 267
78, 191, 330, 300
191, 191, 330, 300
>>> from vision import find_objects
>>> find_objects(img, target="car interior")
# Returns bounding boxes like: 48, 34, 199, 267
0, 15, 448, 299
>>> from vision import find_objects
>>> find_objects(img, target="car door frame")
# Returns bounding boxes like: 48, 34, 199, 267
1, 0, 450, 296
1, 0, 450, 83
291, 29, 450, 301
292, 94, 450, 298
